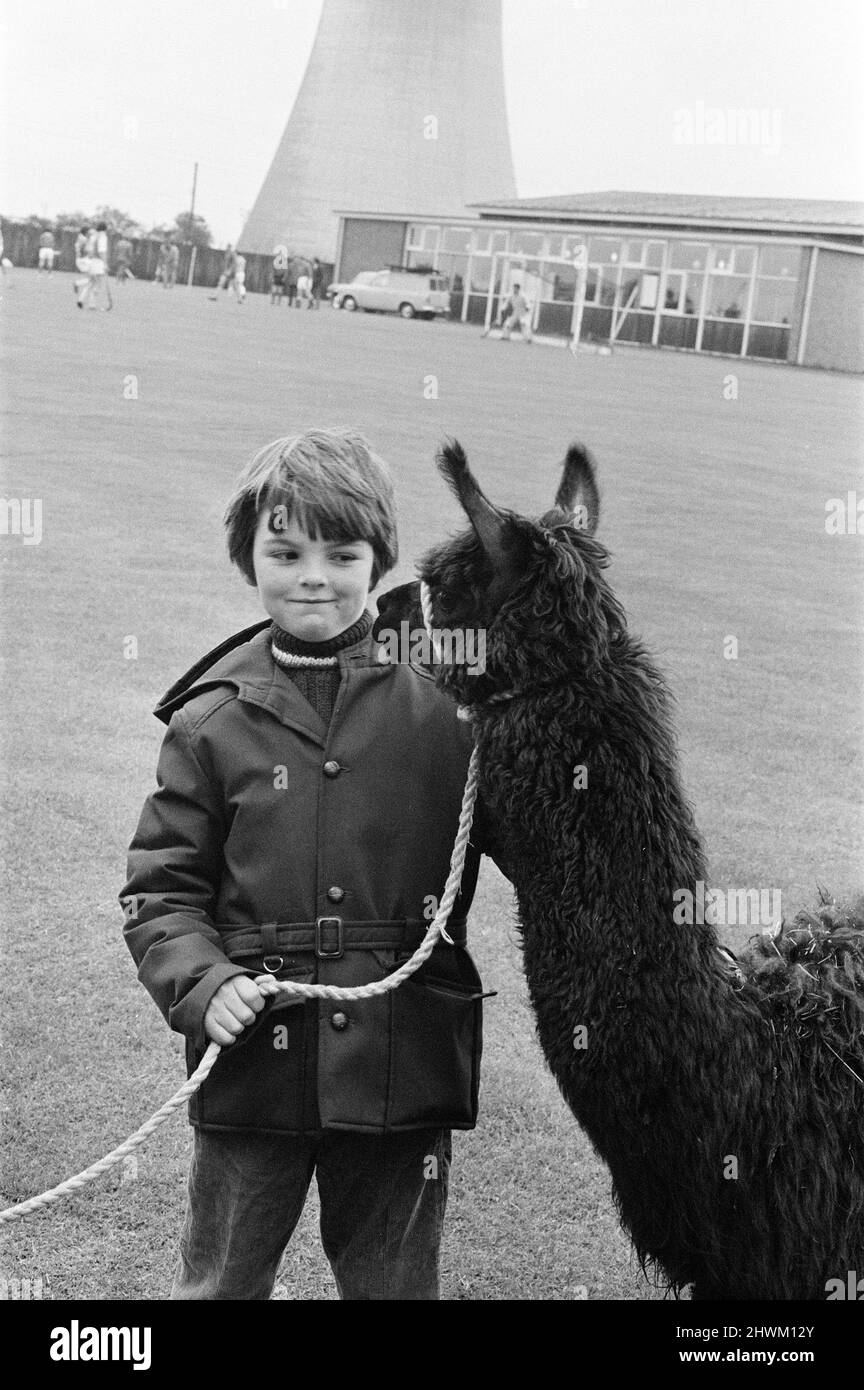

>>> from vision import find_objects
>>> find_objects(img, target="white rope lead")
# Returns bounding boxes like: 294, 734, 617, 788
0, 1045, 222, 1224
0, 580, 477, 1223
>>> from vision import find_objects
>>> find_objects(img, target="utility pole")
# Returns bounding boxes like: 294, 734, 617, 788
187, 161, 198, 287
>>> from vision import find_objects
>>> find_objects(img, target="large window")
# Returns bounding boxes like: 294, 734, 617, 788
699, 245, 754, 353
757, 246, 801, 278
471, 229, 508, 256
671, 241, 709, 271
510, 231, 545, 256
751, 280, 795, 325
662, 269, 703, 315
442, 228, 471, 254
562, 234, 587, 261
584, 266, 617, 306
705, 275, 749, 318
407, 224, 439, 254
588, 237, 622, 264
624, 239, 664, 268
746, 244, 799, 358
397, 220, 800, 360
711, 244, 754, 275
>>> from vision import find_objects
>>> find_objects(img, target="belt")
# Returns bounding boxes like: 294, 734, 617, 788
221, 916, 468, 963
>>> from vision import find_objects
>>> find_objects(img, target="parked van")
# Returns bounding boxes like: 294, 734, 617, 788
328, 267, 450, 319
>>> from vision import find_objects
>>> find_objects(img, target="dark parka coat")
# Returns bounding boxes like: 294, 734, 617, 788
121, 620, 492, 1136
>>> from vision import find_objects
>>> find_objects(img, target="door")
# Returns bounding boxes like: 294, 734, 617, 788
360, 272, 391, 310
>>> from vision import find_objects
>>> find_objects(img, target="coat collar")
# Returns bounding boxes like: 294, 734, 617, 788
154, 615, 401, 738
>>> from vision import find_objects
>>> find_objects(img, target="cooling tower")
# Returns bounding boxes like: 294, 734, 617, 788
240, 0, 516, 260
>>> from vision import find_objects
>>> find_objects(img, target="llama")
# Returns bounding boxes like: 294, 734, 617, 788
375, 440, 864, 1300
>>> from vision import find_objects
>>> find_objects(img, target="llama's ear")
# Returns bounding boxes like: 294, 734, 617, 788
437, 439, 507, 563
554, 443, 600, 535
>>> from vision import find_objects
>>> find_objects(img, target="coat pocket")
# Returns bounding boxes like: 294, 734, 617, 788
385, 948, 485, 1130
187, 963, 315, 1132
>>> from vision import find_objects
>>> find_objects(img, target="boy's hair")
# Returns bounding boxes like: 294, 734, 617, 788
224, 428, 398, 589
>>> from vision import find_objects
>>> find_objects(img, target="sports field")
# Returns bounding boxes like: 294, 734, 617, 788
1, 270, 862, 1300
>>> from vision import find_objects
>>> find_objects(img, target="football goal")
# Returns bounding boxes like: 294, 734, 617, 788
481, 247, 589, 351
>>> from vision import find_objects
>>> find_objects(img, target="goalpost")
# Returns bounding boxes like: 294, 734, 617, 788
482, 246, 589, 351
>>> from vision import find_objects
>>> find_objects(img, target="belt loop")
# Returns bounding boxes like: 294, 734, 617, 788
260, 923, 280, 955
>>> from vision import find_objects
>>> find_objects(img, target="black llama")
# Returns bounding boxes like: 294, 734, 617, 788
376, 440, 864, 1300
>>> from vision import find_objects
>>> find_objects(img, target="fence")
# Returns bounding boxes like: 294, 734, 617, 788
0, 221, 333, 297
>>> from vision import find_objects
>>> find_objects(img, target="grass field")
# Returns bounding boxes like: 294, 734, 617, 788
1, 270, 862, 1302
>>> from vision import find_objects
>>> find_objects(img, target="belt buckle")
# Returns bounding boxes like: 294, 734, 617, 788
316, 916, 343, 959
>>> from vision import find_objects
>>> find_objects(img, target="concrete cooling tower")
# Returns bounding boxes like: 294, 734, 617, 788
240, 0, 516, 261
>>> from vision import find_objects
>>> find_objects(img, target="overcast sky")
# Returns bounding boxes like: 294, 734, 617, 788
2, 0, 862, 244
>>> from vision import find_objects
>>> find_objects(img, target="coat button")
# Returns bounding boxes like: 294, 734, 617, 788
331, 1011, 349, 1031
323, 760, 341, 778
327, 886, 345, 903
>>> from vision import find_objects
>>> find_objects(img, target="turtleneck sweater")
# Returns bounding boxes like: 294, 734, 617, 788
270, 610, 373, 727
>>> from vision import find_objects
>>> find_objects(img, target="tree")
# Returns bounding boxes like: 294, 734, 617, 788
172, 211, 213, 247
56, 210, 94, 231
55, 207, 142, 235
148, 212, 212, 247
93, 206, 143, 236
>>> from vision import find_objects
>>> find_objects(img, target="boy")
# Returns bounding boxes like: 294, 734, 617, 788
120, 429, 491, 1300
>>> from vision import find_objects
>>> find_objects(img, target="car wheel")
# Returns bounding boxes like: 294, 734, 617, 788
342, 296, 357, 312
398, 302, 416, 319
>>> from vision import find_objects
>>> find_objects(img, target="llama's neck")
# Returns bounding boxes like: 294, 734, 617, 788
477, 629, 715, 974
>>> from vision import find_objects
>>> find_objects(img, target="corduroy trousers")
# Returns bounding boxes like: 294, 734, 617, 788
170, 1126, 452, 1301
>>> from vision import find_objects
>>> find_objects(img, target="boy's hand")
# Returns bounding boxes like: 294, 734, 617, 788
204, 976, 268, 1046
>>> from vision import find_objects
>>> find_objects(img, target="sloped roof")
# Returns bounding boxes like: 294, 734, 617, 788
471, 191, 864, 233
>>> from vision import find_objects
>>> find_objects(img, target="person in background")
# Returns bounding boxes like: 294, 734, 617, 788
73, 225, 93, 303
310, 258, 324, 309
38, 228, 56, 272
209, 243, 237, 300
285, 258, 298, 308
83, 221, 113, 310
296, 266, 312, 308
155, 240, 171, 287
165, 241, 180, 289
233, 252, 247, 303
114, 236, 134, 282
499, 282, 533, 342
271, 247, 287, 306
